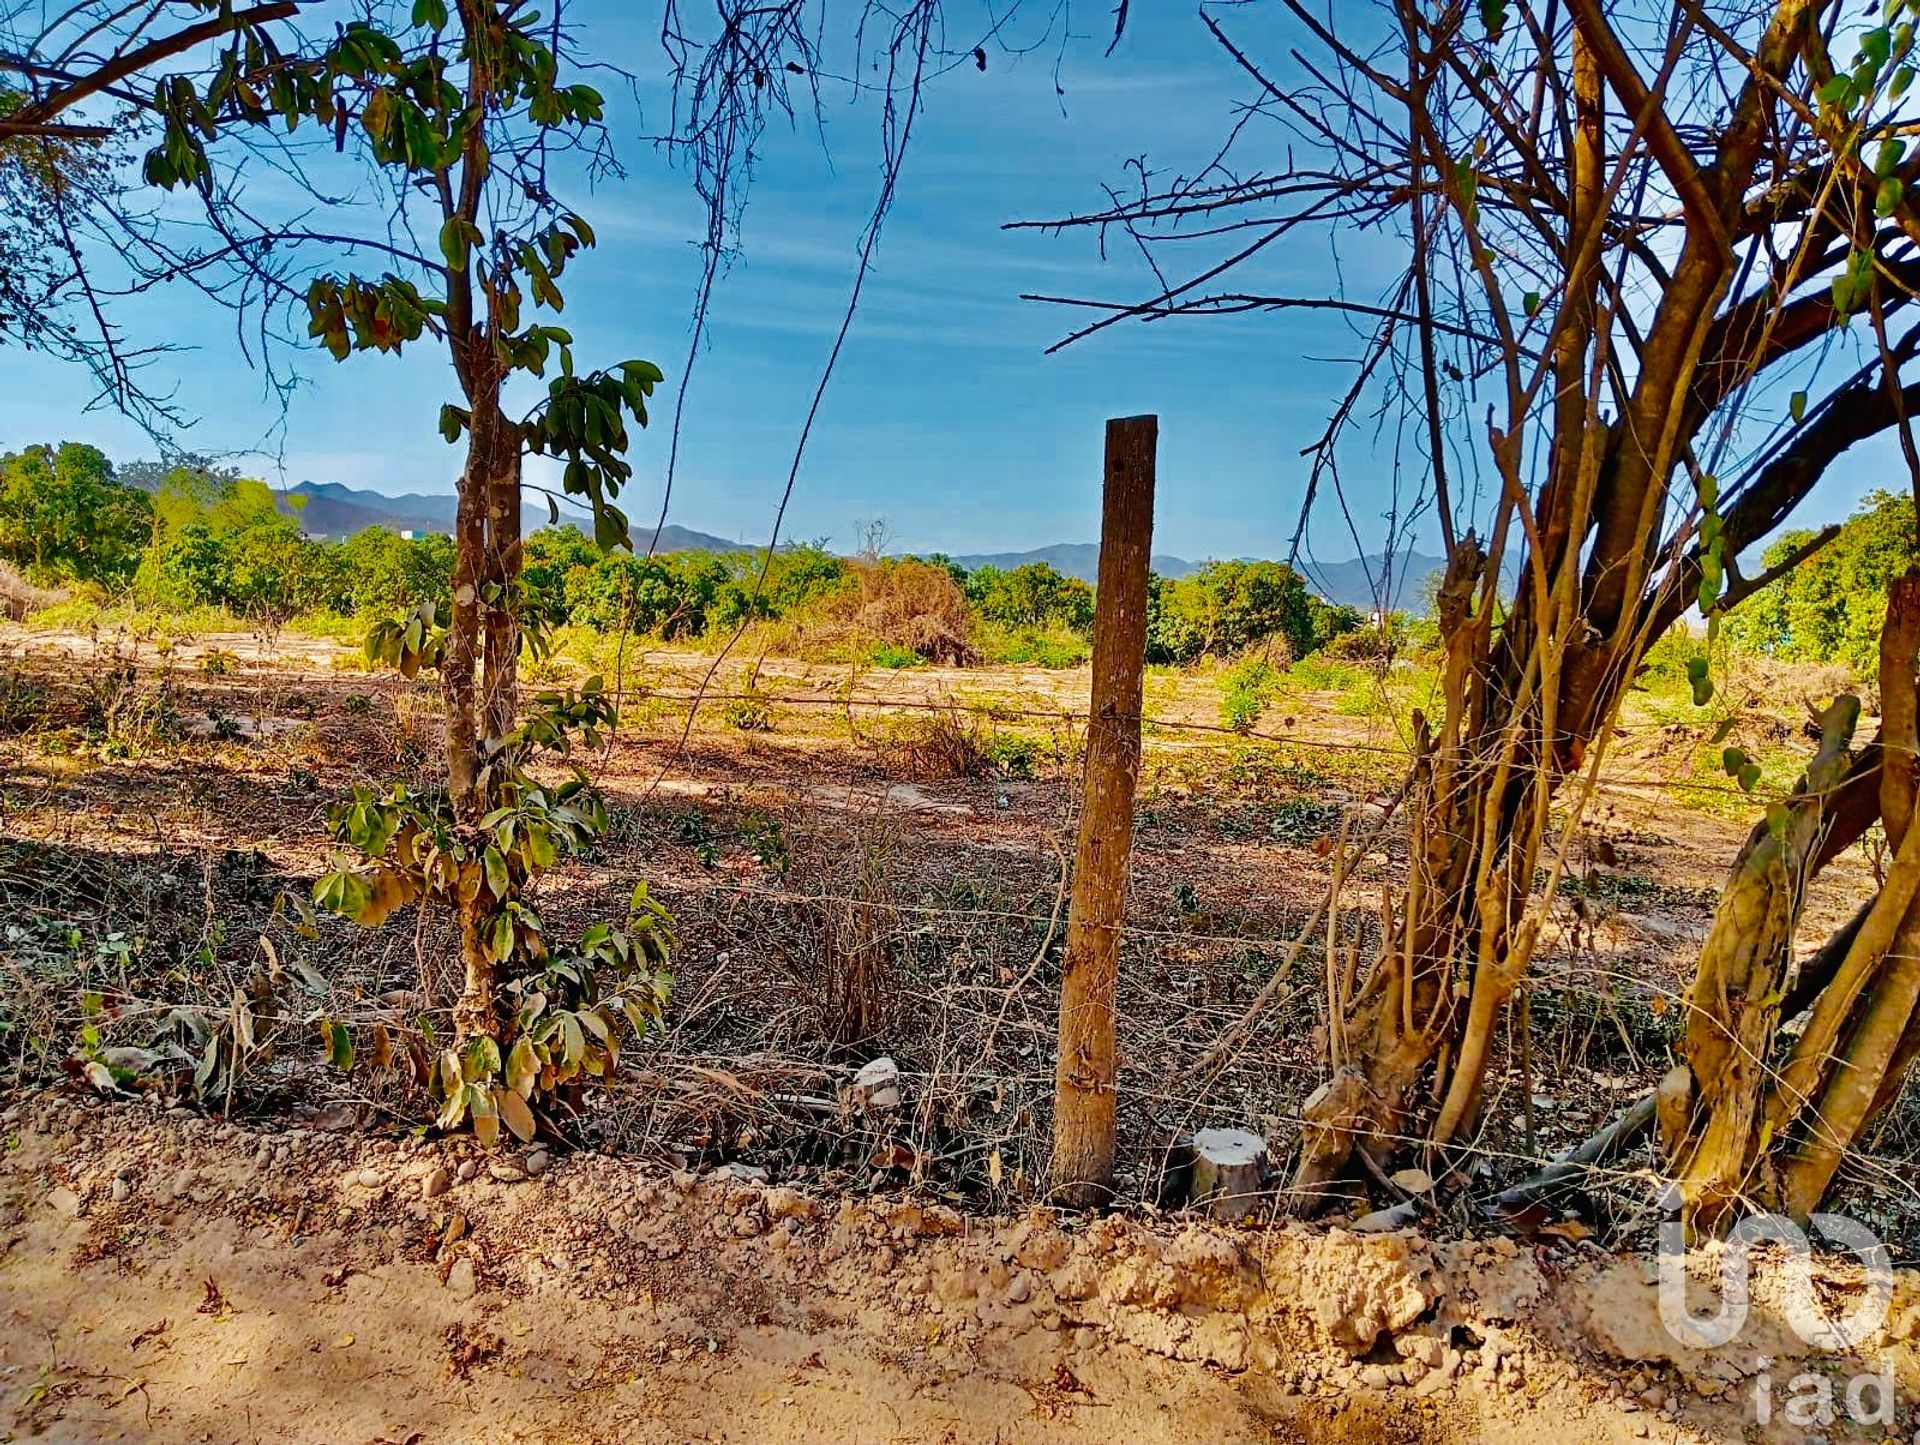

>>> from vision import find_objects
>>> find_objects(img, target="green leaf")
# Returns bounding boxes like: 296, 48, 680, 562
412, 0, 448, 28
326, 1020, 355, 1072
439, 216, 469, 273
1522, 291, 1541, 317
1789, 390, 1808, 423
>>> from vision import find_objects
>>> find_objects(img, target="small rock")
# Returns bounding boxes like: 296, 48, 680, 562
423, 1167, 452, 1200
711, 1162, 768, 1184
488, 1160, 529, 1184
764, 1187, 816, 1222
1358, 1364, 1393, 1391
47, 1186, 81, 1218
446, 1257, 477, 1299
355, 1168, 382, 1190
1004, 1273, 1034, 1305
109, 1176, 131, 1204
524, 1149, 551, 1177
456, 1160, 479, 1182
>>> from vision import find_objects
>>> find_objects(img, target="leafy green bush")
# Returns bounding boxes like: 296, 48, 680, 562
1220, 656, 1284, 733
966, 561, 1094, 632
1723, 489, 1916, 677
979, 625, 1090, 668
1147, 560, 1357, 665
868, 641, 923, 669
0, 442, 151, 588
987, 732, 1041, 778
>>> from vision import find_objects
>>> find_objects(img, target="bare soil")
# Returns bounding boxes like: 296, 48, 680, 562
9, 1092, 1920, 1443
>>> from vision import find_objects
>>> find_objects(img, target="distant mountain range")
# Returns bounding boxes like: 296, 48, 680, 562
266, 482, 1448, 609
279, 481, 742, 554
1297, 550, 1449, 611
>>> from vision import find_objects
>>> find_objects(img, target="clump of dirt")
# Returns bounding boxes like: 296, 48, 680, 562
4, 1092, 1915, 1442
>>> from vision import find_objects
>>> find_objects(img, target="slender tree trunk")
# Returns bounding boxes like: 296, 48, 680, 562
445, 370, 521, 1043
1050, 415, 1155, 1208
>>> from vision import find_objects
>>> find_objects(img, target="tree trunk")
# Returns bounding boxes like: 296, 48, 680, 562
445, 372, 523, 1044
1049, 414, 1155, 1208
1664, 570, 1920, 1231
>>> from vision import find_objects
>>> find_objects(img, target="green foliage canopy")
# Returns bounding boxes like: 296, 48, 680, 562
0, 442, 151, 586
1724, 489, 1918, 677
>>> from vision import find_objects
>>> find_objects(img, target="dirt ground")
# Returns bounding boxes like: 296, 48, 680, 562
1, 622, 1916, 1440
10, 1091, 1920, 1445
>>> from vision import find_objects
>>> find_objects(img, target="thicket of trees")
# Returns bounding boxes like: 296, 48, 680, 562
3, 441, 1364, 666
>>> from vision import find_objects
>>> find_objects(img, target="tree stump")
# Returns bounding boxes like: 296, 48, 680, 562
850, 1056, 902, 1117
1173, 1127, 1271, 1221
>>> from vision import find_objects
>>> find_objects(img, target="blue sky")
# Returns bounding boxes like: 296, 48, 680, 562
0, 3, 1900, 565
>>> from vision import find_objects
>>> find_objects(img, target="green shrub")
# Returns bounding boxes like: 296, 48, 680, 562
980, 625, 1090, 668
1723, 489, 1916, 678
1147, 560, 1356, 665
868, 641, 923, 669
720, 696, 772, 731
1220, 656, 1284, 733
987, 732, 1041, 778
966, 561, 1095, 632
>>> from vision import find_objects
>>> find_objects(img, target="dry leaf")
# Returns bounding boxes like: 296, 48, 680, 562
1539, 1219, 1593, 1242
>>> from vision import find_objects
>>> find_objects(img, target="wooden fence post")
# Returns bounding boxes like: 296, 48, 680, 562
1049, 414, 1157, 1207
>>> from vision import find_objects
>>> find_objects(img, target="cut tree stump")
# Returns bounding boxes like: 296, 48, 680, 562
1172, 1127, 1272, 1222
850, 1057, 902, 1117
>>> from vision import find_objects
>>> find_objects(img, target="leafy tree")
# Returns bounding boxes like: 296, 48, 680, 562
140, 2, 674, 1131
0, 442, 150, 585
135, 473, 324, 613
1146, 560, 1332, 664
336, 526, 456, 616
967, 561, 1095, 632
1725, 490, 1918, 676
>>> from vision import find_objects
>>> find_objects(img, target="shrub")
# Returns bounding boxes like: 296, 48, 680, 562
868, 641, 923, 669
966, 561, 1095, 632
891, 704, 986, 778
986, 732, 1040, 778
979, 625, 1090, 669
1220, 655, 1285, 733
1147, 560, 1352, 664
1723, 488, 1917, 678
720, 695, 773, 731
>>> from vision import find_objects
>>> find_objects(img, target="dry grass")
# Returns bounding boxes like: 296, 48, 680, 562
762, 559, 977, 666
0, 563, 67, 622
